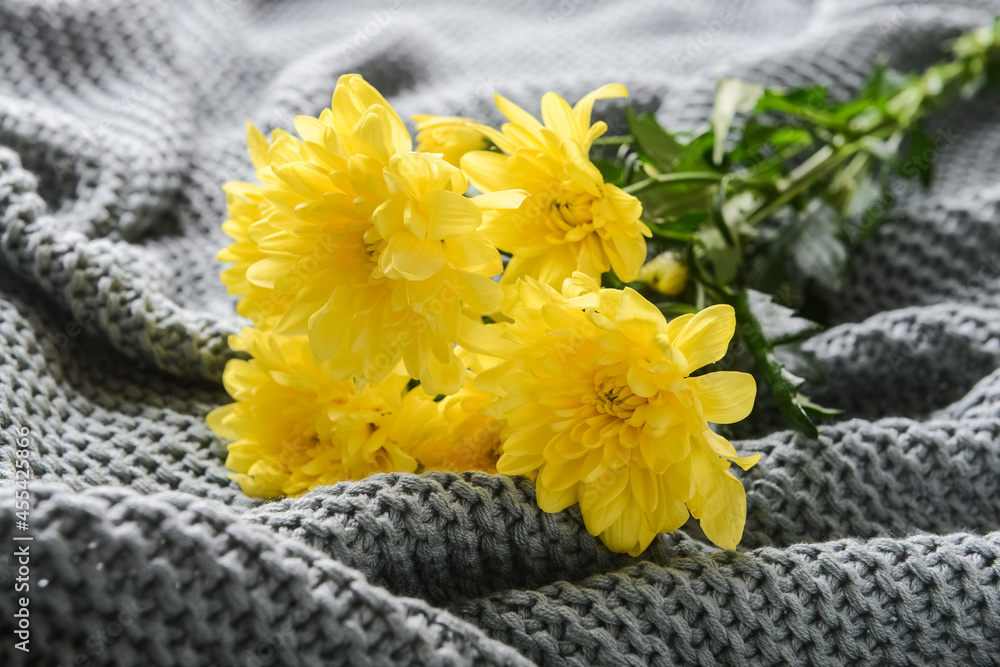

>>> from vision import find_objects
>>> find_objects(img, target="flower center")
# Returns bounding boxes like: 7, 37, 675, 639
279, 433, 320, 470
550, 190, 595, 229
590, 374, 644, 419
361, 228, 388, 279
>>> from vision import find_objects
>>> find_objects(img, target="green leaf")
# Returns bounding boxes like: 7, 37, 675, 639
847, 107, 885, 133
886, 85, 925, 126
637, 182, 715, 221
646, 226, 695, 243
695, 222, 742, 286
774, 344, 826, 385
790, 201, 849, 290
746, 289, 822, 346
721, 191, 757, 236
857, 59, 906, 101
674, 131, 719, 173
655, 211, 707, 235
858, 132, 903, 163
708, 242, 741, 286
710, 179, 736, 246
769, 127, 815, 151
831, 61, 907, 126
756, 86, 842, 129
593, 158, 625, 187
908, 126, 935, 187
710, 78, 765, 166
773, 85, 828, 109
845, 170, 883, 215
797, 393, 844, 418
626, 106, 685, 173
729, 122, 814, 183
656, 302, 699, 317
730, 290, 819, 438
951, 19, 1000, 59
842, 173, 886, 243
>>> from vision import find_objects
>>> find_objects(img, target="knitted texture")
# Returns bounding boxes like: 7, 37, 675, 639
1, 1, 1000, 665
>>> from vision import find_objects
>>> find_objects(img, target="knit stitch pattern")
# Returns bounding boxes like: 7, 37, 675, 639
1, 1, 1000, 665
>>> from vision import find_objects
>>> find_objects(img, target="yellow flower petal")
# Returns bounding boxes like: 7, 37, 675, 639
206, 404, 237, 440
605, 227, 649, 283
670, 304, 736, 372
461, 151, 513, 193
332, 74, 410, 156
444, 234, 503, 275
688, 450, 748, 551
626, 363, 659, 398
614, 287, 665, 342
471, 190, 528, 210
665, 313, 694, 340
245, 257, 293, 289
349, 107, 398, 165
703, 429, 761, 471
539, 449, 602, 491
412, 115, 488, 166
581, 481, 631, 535
382, 233, 446, 281
422, 189, 482, 239
598, 497, 650, 556
413, 350, 465, 396
456, 272, 504, 314
246, 122, 271, 171
579, 467, 630, 512
649, 479, 690, 534
494, 92, 542, 131
496, 451, 545, 475
275, 300, 315, 337
541, 92, 580, 144
219, 75, 509, 392
572, 83, 628, 142
630, 466, 658, 514
536, 481, 579, 513
688, 371, 756, 424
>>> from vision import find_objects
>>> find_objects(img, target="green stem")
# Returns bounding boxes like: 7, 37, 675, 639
646, 225, 696, 242
743, 126, 897, 228
592, 135, 633, 146
744, 150, 848, 227
624, 171, 725, 195
735, 141, 815, 182
741, 25, 1000, 229
728, 290, 819, 438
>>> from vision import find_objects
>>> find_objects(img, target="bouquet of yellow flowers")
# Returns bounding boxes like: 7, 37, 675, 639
210, 22, 1000, 555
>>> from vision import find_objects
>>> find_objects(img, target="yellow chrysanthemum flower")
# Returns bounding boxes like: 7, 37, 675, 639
219, 74, 525, 394
477, 275, 759, 555
413, 115, 489, 167
442, 396, 503, 473
459, 84, 651, 292
217, 181, 291, 328
410, 350, 505, 473
207, 327, 448, 498
638, 251, 689, 296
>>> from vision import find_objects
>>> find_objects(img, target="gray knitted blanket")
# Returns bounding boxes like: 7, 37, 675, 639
2, 1, 1000, 664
